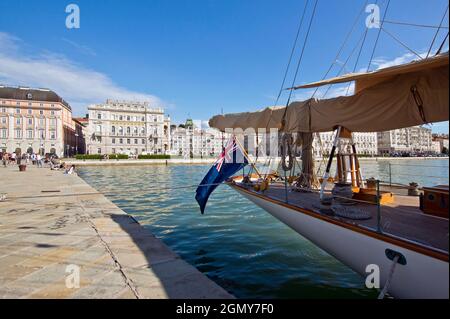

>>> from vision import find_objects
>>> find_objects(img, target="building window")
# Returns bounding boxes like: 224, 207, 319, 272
27, 129, 33, 139
119, 138, 123, 144
50, 131, 56, 139
97, 113, 102, 120
15, 129, 21, 138
119, 126, 123, 135
1, 117, 6, 124
97, 148, 101, 154
16, 118, 21, 125
1, 129, 7, 138
112, 138, 116, 144
40, 110, 44, 115
112, 148, 116, 154
28, 118, 33, 125
1, 107, 5, 113
16, 108, 20, 114
134, 139, 138, 144
126, 127, 131, 135
50, 118, 56, 126
39, 118, 45, 126
127, 139, 130, 144
112, 126, 116, 134
50, 110, 55, 115
119, 115, 123, 121
27, 109, 32, 114
38, 129, 45, 139
142, 139, 145, 144
127, 116, 130, 121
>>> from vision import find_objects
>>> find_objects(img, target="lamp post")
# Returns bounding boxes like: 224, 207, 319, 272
200, 130, 203, 159
75, 133, 79, 155
40, 132, 44, 156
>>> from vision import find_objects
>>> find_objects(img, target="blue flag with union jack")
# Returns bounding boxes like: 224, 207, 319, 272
195, 137, 248, 214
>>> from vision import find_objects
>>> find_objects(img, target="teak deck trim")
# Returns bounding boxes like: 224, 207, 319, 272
230, 182, 449, 263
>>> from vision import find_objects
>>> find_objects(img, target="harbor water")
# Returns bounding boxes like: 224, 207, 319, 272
78, 159, 448, 298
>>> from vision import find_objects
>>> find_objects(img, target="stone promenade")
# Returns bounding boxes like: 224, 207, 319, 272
0, 165, 233, 299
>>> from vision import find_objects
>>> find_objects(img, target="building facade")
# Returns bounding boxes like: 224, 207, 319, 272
432, 134, 449, 154
0, 86, 75, 157
377, 126, 433, 155
313, 132, 378, 158
87, 100, 170, 155
72, 117, 88, 155
170, 120, 226, 158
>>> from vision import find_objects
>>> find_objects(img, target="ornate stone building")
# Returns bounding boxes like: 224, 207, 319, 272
87, 100, 171, 155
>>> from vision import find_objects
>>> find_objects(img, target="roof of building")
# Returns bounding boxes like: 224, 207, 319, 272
0, 86, 71, 110
73, 117, 89, 126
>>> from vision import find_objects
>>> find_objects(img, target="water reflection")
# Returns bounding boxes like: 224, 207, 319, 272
78, 159, 448, 298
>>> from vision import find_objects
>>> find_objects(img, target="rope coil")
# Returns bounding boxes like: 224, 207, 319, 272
281, 133, 294, 171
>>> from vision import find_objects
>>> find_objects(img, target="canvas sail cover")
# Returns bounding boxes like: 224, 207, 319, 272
209, 54, 449, 133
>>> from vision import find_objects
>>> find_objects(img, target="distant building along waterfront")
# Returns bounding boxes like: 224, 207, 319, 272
87, 99, 171, 155
0, 85, 78, 157
432, 133, 449, 154
170, 119, 226, 158
377, 126, 433, 155
313, 132, 378, 157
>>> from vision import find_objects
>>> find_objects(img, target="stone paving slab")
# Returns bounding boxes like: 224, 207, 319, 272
0, 165, 233, 299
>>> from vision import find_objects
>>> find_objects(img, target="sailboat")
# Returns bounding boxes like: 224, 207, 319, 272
206, 3, 449, 298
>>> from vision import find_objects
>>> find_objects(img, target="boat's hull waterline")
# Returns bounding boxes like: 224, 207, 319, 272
233, 186, 449, 299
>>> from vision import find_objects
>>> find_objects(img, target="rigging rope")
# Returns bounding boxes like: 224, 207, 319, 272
272, 0, 310, 110
367, 0, 391, 72
322, 30, 368, 98
426, 4, 449, 58
310, 0, 369, 99
261, 0, 310, 181
377, 254, 400, 299
436, 32, 449, 55
383, 20, 449, 30
345, 4, 373, 96
285, 0, 319, 108
381, 26, 424, 60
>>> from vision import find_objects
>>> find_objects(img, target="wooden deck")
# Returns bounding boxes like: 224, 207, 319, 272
233, 181, 449, 255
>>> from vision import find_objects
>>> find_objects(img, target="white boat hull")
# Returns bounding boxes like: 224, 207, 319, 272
234, 187, 449, 299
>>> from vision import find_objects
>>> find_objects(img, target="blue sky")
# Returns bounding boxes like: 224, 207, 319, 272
0, 0, 448, 133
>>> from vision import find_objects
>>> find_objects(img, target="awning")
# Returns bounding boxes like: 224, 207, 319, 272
290, 52, 449, 93
209, 54, 449, 133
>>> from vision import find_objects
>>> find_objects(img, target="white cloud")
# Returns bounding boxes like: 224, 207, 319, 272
370, 51, 428, 70
294, 82, 355, 101
61, 38, 96, 57
0, 32, 163, 116
293, 50, 435, 102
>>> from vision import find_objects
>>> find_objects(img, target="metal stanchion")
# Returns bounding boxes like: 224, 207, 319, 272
377, 179, 382, 233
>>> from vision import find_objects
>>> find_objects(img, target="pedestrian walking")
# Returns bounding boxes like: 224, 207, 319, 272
36, 153, 43, 168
